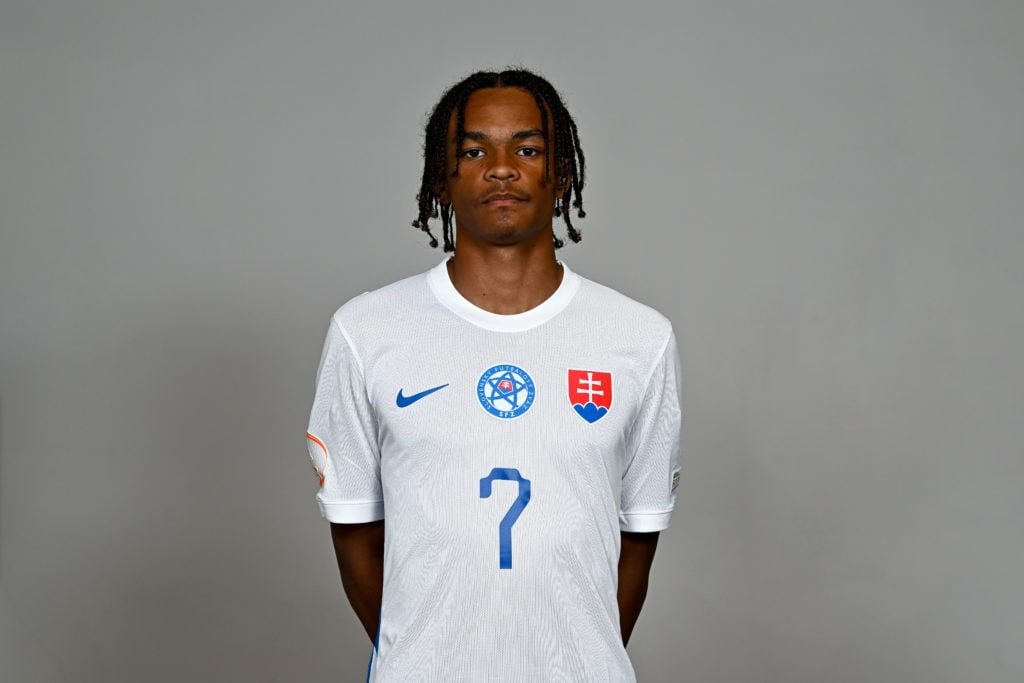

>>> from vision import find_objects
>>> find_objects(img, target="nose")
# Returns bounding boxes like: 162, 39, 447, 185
486, 149, 519, 182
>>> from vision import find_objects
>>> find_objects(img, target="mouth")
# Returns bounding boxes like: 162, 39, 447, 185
483, 192, 528, 205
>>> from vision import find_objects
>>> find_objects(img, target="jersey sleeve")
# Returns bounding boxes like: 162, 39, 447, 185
620, 329, 683, 532
305, 315, 384, 523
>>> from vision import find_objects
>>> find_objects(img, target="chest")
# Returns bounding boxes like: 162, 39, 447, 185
362, 338, 648, 479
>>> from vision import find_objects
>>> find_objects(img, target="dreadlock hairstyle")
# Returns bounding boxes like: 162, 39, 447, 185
411, 69, 587, 252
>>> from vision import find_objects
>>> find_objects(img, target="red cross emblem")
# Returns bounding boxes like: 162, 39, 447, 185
567, 369, 613, 423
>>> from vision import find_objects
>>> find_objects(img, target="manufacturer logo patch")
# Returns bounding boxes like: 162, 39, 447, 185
568, 369, 613, 423
396, 384, 449, 408
478, 364, 535, 419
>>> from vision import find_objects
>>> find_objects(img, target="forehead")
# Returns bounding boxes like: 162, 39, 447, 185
449, 87, 547, 137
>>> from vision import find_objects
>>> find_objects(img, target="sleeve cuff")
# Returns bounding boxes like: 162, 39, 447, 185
619, 509, 673, 532
318, 499, 385, 523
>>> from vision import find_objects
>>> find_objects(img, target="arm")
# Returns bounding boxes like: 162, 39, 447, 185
617, 530, 660, 646
330, 520, 385, 644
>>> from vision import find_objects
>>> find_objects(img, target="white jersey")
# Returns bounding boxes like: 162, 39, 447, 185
306, 260, 682, 682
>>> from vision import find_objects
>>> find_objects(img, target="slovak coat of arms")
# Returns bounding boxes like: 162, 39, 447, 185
567, 369, 613, 423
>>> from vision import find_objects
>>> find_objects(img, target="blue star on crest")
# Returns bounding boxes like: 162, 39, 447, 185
486, 371, 528, 409
477, 364, 536, 419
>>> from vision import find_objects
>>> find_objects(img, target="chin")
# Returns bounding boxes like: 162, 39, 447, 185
491, 227, 552, 247
456, 219, 552, 248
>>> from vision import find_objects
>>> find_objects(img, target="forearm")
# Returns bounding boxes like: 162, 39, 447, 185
330, 520, 385, 644
617, 530, 660, 646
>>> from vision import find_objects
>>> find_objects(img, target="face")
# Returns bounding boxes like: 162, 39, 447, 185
441, 87, 560, 249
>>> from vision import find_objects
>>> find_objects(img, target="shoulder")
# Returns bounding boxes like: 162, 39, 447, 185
571, 271, 674, 344
329, 269, 433, 332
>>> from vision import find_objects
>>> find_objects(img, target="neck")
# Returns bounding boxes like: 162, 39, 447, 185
447, 239, 563, 315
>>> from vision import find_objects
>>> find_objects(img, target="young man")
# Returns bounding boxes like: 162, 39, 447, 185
306, 69, 682, 682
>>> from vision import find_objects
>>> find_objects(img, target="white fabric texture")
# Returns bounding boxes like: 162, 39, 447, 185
306, 260, 682, 682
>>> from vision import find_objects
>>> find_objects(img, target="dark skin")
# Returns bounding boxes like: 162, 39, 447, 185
331, 86, 660, 647
330, 520, 384, 643
440, 87, 565, 314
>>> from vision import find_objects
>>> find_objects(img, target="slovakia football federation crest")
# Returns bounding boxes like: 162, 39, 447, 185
568, 369, 613, 423
478, 364, 536, 419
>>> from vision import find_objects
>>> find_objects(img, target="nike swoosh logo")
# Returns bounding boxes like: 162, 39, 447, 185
396, 384, 449, 408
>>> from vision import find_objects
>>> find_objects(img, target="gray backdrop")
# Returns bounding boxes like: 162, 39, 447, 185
2, 1, 1022, 681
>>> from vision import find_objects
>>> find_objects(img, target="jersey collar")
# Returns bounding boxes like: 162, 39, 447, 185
428, 258, 580, 333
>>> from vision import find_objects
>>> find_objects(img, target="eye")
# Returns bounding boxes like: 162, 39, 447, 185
460, 148, 485, 159
517, 147, 543, 158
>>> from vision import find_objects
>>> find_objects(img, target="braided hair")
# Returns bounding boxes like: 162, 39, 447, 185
411, 69, 587, 252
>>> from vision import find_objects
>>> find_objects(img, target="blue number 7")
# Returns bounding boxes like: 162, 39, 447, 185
479, 468, 531, 569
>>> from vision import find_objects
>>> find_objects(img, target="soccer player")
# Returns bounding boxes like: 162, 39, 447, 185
306, 68, 682, 681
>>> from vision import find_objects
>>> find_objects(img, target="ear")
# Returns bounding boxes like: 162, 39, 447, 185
433, 179, 450, 205
555, 175, 570, 195
555, 159, 572, 194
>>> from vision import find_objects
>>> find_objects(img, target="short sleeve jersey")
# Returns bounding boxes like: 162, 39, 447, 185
306, 260, 682, 682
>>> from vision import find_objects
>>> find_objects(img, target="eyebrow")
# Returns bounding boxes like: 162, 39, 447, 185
463, 129, 546, 142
